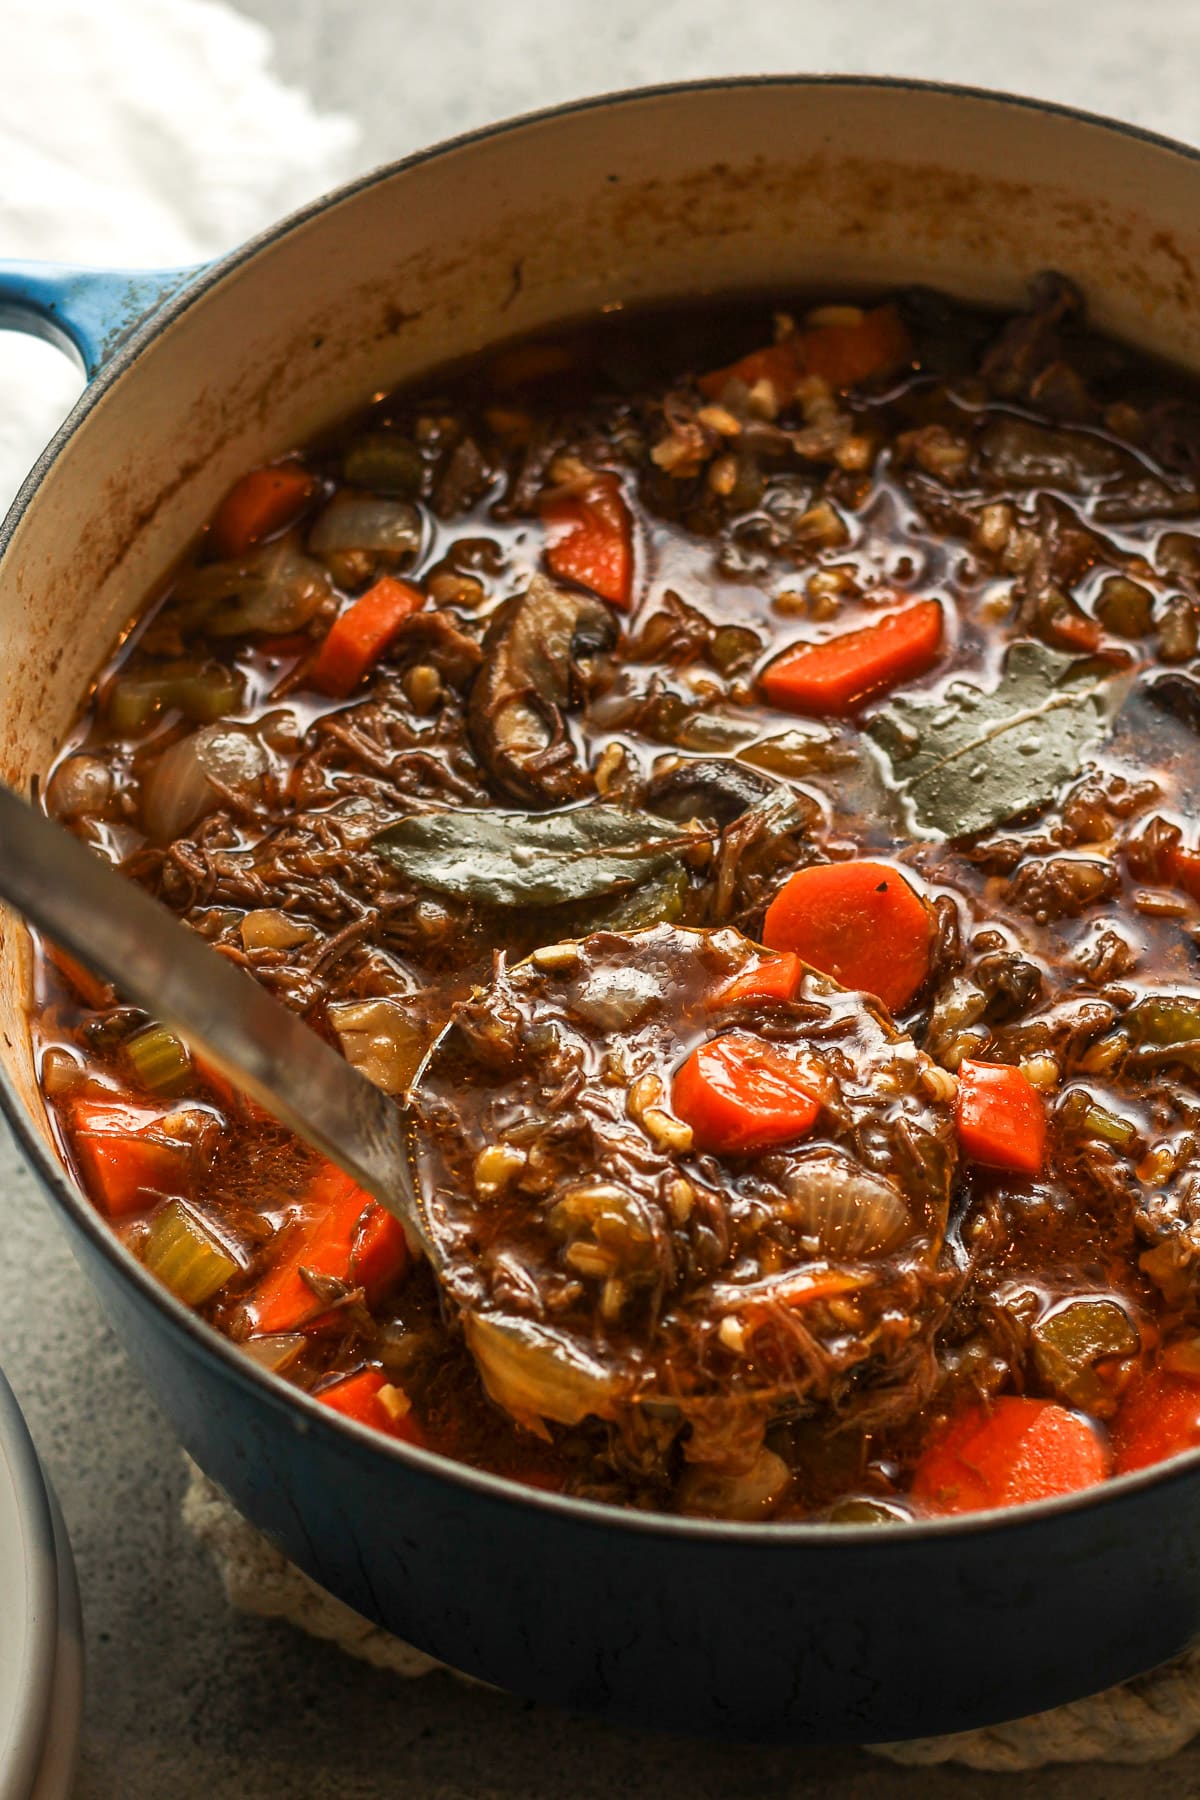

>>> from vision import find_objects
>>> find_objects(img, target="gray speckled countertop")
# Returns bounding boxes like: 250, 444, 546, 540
8, 3, 1200, 1792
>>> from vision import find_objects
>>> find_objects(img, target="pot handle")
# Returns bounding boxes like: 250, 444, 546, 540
0, 260, 207, 380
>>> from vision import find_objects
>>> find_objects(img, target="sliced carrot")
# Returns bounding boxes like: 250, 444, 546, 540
912, 1397, 1109, 1514
317, 1368, 424, 1445
47, 944, 114, 1011
209, 462, 314, 558
248, 1162, 409, 1334
1112, 1367, 1200, 1474
540, 471, 634, 608
698, 305, 911, 401
672, 1032, 821, 1155
711, 951, 802, 1008
1167, 844, 1200, 905
310, 575, 426, 698
698, 340, 802, 402
68, 1096, 198, 1218
956, 1059, 1046, 1177
762, 861, 933, 1015
797, 305, 912, 390
761, 598, 944, 717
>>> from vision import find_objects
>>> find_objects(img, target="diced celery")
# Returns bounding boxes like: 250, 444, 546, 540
125, 1024, 191, 1096
342, 433, 425, 496
143, 1200, 238, 1306
104, 660, 242, 732
1032, 1297, 1140, 1408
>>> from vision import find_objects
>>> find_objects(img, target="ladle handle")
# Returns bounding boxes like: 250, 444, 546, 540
0, 784, 420, 1233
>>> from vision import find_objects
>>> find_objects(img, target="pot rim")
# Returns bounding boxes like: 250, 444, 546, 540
5, 70, 1200, 1547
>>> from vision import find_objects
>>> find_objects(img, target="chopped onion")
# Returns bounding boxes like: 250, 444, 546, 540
309, 492, 422, 591
240, 909, 314, 953
464, 1312, 619, 1430
240, 1332, 307, 1375
784, 1152, 910, 1257
676, 1447, 791, 1520
326, 997, 425, 1094
171, 541, 330, 637
141, 725, 269, 843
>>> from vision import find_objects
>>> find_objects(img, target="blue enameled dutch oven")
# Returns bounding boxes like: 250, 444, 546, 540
3, 79, 1200, 1742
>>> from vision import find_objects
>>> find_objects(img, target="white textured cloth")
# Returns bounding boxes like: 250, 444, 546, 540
183, 1461, 1200, 1771
0, 0, 356, 510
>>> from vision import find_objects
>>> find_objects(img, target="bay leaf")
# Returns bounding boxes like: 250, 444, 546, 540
374, 805, 685, 908
868, 641, 1125, 839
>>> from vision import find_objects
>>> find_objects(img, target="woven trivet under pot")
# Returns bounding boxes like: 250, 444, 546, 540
183, 1462, 1200, 1771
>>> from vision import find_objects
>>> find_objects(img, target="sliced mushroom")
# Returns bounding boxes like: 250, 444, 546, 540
644, 757, 778, 827
468, 574, 617, 805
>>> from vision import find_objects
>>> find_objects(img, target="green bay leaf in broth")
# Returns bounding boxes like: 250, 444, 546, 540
868, 641, 1127, 840
374, 804, 685, 907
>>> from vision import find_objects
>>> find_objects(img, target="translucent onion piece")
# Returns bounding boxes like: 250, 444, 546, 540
784, 1151, 910, 1257
172, 542, 330, 637
240, 1332, 307, 1375
308, 492, 421, 559
143, 1199, 238, 1306
141, 725, 269, 843
464, 1312, 620, 1430
239, 908, 314, 953
676, 1447, 791, 1520
327, 997, 426, 1095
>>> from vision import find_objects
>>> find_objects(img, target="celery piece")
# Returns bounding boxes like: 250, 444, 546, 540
342, 433, 424, 497
104, 660, 242, 732
125, 1024, 191, 1096
143, 1201, 238, 1306
1032, 1297, 1140, 1408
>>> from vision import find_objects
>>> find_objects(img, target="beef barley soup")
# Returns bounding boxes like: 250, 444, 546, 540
30, 276, 1200, 1519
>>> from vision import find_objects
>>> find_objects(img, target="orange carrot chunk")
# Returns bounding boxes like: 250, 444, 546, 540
698, 305, 911, 401
209, 462, 314, 558
797, 305, 912, 390
956, 1059, 1046, 1177
1112, 1368, 1200, 1474
540, 471, 634, 608
671, 1032, 821, 1155
317, 1368, 425, 1445
68, 1097, 198, 1218
762, 861, 933, 1015
698, 340, 803, 402
712, 951, 802, 1008
912, 1397, 1109, 1514
310, 575, 425, 698
761, 599, 944, 717
1166, 844, 1200, 905
249, 1162, 409, 1334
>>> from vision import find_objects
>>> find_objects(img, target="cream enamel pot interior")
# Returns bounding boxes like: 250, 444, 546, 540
3, 79, 1200, 1741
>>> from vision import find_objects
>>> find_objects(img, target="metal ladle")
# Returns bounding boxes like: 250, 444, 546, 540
0, 783, 437, 1257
